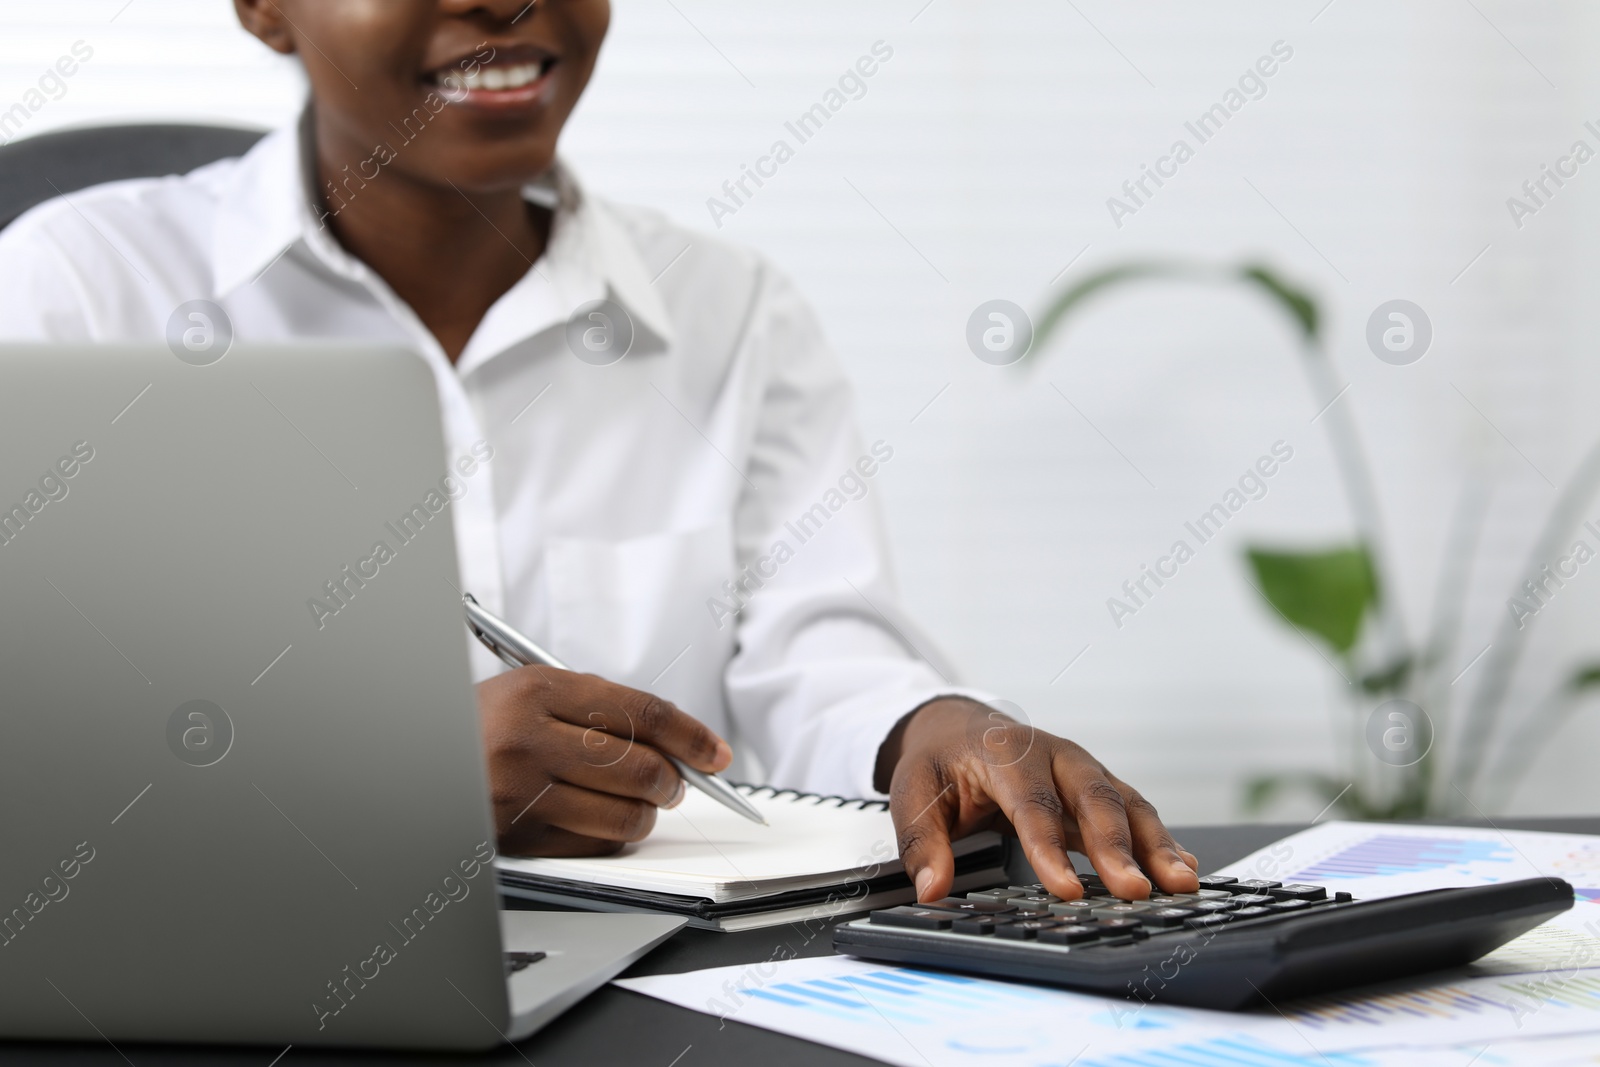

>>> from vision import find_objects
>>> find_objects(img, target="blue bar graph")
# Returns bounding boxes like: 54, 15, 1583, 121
742, 966, 1060, 1029
1500, 972, 1600, 1012
1075, 1034, 1375, 1067
1291, 834, 1513, 880
1289, 980, 1522, 1028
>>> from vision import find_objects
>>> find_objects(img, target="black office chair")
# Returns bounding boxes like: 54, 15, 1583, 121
0, 123, 267, 231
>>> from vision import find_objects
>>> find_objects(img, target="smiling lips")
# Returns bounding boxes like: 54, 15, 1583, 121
431, 56, 556, 108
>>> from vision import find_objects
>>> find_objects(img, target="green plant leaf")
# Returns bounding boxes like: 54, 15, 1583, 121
1237, 264, 1320, 343
1031, 261, 1206, 353
1244, 545, 1378, 655
1359, 656, 1413, 695
1028, 259, 1322, 357
1566, 664, 1600, 691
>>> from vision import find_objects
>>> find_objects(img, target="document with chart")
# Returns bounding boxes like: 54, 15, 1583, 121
615, 954, 1600, 1067
1215, 820, 1600, 975
616, 822, 1600, 1067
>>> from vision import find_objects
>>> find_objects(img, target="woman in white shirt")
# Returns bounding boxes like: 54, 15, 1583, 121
0, 0, 1199, 905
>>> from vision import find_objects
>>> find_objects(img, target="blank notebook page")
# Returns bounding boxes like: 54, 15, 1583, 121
495, 785, 999, 903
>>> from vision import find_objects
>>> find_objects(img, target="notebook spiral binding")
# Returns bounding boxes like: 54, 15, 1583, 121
734, 783, 890, 811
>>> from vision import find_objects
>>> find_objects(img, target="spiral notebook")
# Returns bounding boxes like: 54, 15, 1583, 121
495, 784, 1008, 931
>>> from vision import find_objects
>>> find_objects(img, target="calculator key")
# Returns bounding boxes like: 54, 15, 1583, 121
1011, 907, 1055, 919
1267, 898, 1313, 913
952, 915, 1011, 935
1270, 884, 1328, 902
1234, 879, 1282, 891
1092, 902, 1154, 919
966, 888, 1026, 903
1148, 896, 1194, 906
1094, 921, 1145, 940
1076, 872, 1106, 888
1230, 906, 1273, 920
1334, 891, 1355, 903
870, 907, 952, 930
996, 919, 1062, 941
1048, 900, 1102, 918
1184, 913, 1234, 930
925, 897, 1017, 915
1011, 893, 1063, 907
1196, 875, 1241, 890
1040, 923, 1103, 945
1007, 884, 1047, 895
1227, 894, 1275, 907
1192, 889, 1234, 901
1187, 900, 1234, 914
1140, 907, 1199, 928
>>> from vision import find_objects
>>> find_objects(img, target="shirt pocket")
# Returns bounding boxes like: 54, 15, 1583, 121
543, 523, 737, 709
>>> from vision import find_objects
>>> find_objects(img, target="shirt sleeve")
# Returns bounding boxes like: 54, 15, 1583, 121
722, 263, 997, 799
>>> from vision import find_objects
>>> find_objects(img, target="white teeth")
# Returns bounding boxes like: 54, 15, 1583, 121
444, 62, 544, 92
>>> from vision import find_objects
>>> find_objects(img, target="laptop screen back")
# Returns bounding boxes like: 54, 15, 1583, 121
0, 345, 510, 1050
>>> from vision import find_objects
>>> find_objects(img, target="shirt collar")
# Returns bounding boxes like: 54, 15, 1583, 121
210, 106, 675, 356
210, 112, 311, 297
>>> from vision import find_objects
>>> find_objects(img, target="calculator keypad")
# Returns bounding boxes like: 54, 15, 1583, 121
926, 897, 1016, 915
865, 869, 1351, 954
996, 919, 1060, 940
951, 915, 1010, 935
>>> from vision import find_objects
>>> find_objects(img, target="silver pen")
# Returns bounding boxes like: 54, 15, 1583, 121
462, 593, 767, 826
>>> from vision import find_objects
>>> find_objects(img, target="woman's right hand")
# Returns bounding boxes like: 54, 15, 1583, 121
475, 665, 733, 856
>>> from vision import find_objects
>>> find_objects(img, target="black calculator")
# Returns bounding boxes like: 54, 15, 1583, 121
833, 869, 1574, 1009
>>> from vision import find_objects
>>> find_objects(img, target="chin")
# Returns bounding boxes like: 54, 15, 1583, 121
424, 139, 562, 194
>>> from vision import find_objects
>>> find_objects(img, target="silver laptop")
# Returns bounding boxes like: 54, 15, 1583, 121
0, 344, 683, 1051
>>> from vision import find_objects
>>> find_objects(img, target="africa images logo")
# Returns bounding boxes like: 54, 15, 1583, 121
311, 841, 497, 1030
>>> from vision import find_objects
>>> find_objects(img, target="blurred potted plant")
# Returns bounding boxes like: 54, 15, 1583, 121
1023, 261, 1600, 817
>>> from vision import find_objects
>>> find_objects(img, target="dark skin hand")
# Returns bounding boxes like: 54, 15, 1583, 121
478, 665, 733, 855
235, 2, 1203, 878
877, 699, 1199, 902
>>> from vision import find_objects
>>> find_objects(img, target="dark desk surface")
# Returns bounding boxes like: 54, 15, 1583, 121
7, 817, 1597, 1067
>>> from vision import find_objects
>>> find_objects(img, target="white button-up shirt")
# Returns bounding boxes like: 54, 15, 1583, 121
0, 112, 990, 797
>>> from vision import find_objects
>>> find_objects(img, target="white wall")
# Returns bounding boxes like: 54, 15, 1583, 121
5, 1, 1599, 821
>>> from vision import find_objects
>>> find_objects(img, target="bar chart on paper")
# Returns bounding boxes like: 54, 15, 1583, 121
1078, 1034, 1600, 1067
618, 952, 1600, 1067
1219, 822, 1600, 904
1290, 978, 1535, 1029
1073, 1035, 1378, 1067
1225, 824, 1600, 979
1497, 973, 1600, 1014
614, 823, 1600, 1066
1291, 835, 1514, 881
1276, 969, 1600, 1050
616, 956, 1251, 1067
743, 966, 1056, 1027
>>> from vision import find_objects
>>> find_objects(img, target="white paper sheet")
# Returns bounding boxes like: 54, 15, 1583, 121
1217, 821, 1600, 975
496, 786, 999, 901
620, 955, 1251, 1067
616, 955, 1600, 1065
1215, 821, 1600, 904
616, 822, 1600, 1065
